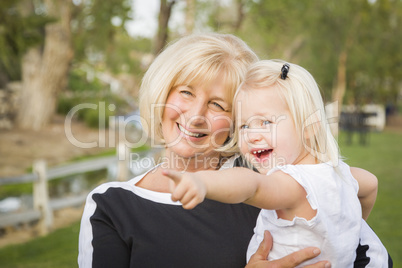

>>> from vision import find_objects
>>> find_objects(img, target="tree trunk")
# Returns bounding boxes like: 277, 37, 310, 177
332, 49, 348, 105
233, 0, 245, 32
17, 0, 73, 130
329, 49, 348, 137
184, 0, 196, 35
329, 14, 361, 137
154, 0, 176, 55
282, 35, 304, 61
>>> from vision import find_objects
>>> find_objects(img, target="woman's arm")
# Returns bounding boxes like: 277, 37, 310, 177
163, 167, 305, 211
246, 230, 331, 268
350, 167, 378, 220
354, 219, 392, 267
78, 192, 130, 267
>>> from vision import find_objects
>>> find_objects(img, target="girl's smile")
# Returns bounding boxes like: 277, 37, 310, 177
250, 148, 273, 163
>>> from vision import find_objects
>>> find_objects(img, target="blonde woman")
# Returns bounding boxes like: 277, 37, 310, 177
164, 60, 391, 267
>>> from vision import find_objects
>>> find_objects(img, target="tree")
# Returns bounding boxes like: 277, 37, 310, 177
237, 0, 310, 60
303, 0, 402, 132
17, 0, 73, 130
235, 0, 402, 134
71, 0, 132, 67
0, 0, 53, 88
184, 0, 196, 34
14, 0, 136, 130
205, 0, 248, 34
349, 0, 402, 106
154, 0, 177, 55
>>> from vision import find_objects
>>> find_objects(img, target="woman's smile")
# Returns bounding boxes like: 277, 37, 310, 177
176, 123, 208, 139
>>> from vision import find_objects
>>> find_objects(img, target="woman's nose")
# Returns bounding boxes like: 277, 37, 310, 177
187, 101, 208, 126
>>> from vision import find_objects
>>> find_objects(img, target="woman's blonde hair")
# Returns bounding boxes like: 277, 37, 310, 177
223, 60, 341, 166
139, 33, 258, 144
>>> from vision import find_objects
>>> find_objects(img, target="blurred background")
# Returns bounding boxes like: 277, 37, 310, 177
0, 0, 401, 267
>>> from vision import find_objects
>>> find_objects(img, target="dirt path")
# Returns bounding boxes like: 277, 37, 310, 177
0, 115, 113, 177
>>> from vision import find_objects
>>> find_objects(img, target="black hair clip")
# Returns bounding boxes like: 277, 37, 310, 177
280, 63, 290, 80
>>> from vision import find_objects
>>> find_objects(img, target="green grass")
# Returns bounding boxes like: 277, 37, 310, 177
0, 130, 400, 267
0, 221, 80, 268
339, 130, 402, 266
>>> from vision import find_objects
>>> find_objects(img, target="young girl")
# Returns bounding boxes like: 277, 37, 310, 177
163, 60, 389, 267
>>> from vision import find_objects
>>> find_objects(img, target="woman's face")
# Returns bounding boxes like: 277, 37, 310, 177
161, 76, 232, 161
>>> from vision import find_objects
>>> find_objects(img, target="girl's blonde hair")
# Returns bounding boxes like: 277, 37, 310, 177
223, 60, 340, 166
139, 33, 258, 144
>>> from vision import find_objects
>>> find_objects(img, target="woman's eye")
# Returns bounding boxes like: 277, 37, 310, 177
211, 102, 225, 111
180, 90, 193, 96
208, 101, 228, 112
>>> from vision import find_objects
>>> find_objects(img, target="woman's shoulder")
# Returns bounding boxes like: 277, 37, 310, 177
88, 180, 130, 195
86, 170, 149, 198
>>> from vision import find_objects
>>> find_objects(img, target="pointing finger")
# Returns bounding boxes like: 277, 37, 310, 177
162, 169, 183, 184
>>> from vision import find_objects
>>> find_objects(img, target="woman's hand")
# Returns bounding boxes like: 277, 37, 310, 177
246, 231, 331, 268
163, 169, 207, 209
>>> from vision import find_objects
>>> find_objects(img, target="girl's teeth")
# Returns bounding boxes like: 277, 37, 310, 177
252, 149, 271, 154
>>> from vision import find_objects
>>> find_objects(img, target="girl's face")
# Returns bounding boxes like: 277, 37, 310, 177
162, 76, 232, 163
236, 86, 309, 174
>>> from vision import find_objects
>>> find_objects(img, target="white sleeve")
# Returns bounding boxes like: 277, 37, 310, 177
358, 219, 390, 268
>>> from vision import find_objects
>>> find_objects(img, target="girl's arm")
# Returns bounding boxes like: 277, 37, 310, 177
350, 167, 378, 220
163, 167, 305, 211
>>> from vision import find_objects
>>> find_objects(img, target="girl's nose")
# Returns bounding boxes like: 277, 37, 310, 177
246, 129, 264, 144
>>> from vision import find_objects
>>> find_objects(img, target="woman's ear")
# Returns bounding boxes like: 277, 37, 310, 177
223, 135, 231, 145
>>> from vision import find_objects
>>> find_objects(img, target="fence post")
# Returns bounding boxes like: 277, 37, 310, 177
117, 142, 129, 181
33, 160, 53, 235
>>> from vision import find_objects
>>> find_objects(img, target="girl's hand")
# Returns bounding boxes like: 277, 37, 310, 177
162, 169, 207, 209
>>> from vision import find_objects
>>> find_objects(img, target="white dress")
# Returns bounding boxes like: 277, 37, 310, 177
246, 161, 382, 268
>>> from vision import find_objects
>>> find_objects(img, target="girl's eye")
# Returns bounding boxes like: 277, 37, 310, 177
240, 124, 249, 130
262, 120, 272, 125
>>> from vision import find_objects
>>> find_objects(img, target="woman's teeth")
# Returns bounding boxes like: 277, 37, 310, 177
178, 124, 206, 138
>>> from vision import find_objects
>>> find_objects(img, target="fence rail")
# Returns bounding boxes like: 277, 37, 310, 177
0, 155, 117, 186
0, 146, 161, 234
0, 173, 38, 186
0, 152, 128, 234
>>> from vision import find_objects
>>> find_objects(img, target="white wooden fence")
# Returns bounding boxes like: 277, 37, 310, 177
0, 150, 130, 235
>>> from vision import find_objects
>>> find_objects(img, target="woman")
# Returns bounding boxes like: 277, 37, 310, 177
78, 33, 385, 268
